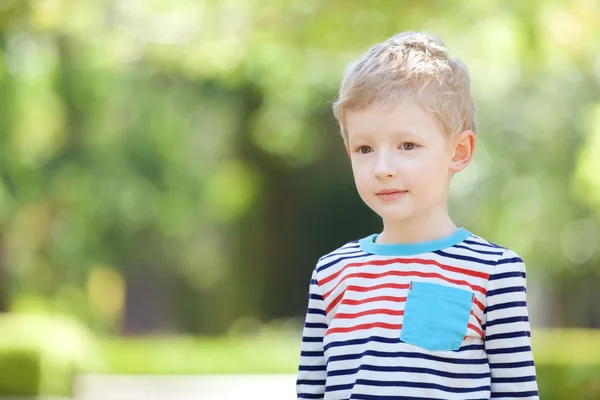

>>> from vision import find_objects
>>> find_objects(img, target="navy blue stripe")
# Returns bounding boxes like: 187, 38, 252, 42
485, 301, 527, 313
319, 247, 361, 262
324, 336, 483, 352
352, 396, 487, 400
309, 293, 323, 301
328, 364, 490, 380
307, 307, 326, 316
317, 253, 366, 272
324, 336, 399, 351
452, 244, 504, 256
298, 364, 326, 371
305, 322, 327, 329
489, 271, 526, 280
325, 383, 354, 392
487, 286, 526, 297
302, 336, 323, 343
301, 350, 324, 357
433, 250, 497, 265
496, 257, 523, 265
491, 391, 538, 398
298, 379, 326, 386
492, 375, 537, 383
486, 330, 530, 341
298, 394, 324, 399
348, 379, 490, 394
327, 349, 488, 365
459, 344, 485, 351
486, 345, 531, 355
485, 316, 528, 328
463, 239, 502, 249
489, 360, 535, 369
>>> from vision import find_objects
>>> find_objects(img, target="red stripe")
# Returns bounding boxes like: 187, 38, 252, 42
342, 295, 407, 307
468, 323, 484, 338
346, 283, 410, 293
324, 282, 409, 300
326, 322, 402, 335
324, 284, 408, 313
328, 294, 407, 314
335, 308, 404, 320
326, 318, 483, 340
470, 310, 482, 326
326, 291, 345, 314
473, 297, 485, 312
323, 270, 486, 302
320, 257, 490, 286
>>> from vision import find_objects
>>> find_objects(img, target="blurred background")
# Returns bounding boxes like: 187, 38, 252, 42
0, 0, 599, 398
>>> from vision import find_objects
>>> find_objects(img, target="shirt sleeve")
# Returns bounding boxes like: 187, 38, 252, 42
484, 249, 539, 399
296, 267, 328, 399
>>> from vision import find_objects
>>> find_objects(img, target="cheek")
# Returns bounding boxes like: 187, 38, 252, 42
351, 164, 372, 191
352, 167, 368, 187
402, 157, 448, 189
401, 157, 436, 177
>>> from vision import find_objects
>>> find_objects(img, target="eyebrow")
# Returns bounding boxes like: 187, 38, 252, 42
349, 130, 420, 140
392, 130, 420, 138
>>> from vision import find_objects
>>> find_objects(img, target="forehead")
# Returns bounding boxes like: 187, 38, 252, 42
345, 103, 446, 142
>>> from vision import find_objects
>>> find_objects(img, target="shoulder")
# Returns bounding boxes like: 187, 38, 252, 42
312, 237, 367, 277
465, 233, 527, 275
463, 233, 523, 258
462, 233, 506, 252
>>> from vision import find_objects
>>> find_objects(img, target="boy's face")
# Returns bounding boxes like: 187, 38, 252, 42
345, 102, 471, 226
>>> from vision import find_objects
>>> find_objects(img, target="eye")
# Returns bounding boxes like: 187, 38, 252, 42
356, 145, 373, 154
402, 142, 417, 150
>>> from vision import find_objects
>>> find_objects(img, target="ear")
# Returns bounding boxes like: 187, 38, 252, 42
345, 146, 351, 157
450, 130, 475, 173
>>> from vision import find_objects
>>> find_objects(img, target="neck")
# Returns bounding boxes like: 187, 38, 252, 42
377, 204, 457, 244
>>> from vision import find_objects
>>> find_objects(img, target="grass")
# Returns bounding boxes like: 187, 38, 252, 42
99, 328, 600, 375
100, 331, 301, 374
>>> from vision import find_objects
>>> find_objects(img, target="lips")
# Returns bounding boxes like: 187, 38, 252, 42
376, 189, 407, 201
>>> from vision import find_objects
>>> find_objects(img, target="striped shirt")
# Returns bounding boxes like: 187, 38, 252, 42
296, 228, 538, 399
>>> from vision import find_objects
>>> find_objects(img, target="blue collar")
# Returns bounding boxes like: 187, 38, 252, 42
359, 228, 472, 256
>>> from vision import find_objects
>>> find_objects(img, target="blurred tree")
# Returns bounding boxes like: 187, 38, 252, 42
0, 0, 599, 334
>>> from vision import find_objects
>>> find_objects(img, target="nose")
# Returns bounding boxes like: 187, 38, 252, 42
374, 151, 396, 180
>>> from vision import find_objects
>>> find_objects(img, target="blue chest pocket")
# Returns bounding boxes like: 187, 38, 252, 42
400, 281, 473, 351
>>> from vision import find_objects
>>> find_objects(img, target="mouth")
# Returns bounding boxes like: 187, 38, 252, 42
376, 189, 408, 201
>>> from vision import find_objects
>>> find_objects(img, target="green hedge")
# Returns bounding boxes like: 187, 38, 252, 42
537, 365, 600, 400
0, 313, 104, 396
533, 329, 600, 400
0, 347, 41, 396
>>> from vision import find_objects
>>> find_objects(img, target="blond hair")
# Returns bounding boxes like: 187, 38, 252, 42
333, 32, 476, 142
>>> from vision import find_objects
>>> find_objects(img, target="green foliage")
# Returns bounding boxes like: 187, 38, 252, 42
0, 0, 599, 334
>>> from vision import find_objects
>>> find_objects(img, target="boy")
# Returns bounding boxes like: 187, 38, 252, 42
296, 32, 538, 399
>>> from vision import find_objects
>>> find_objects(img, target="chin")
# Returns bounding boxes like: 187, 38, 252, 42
371, 207, 415, 222
382, 213, 415, 222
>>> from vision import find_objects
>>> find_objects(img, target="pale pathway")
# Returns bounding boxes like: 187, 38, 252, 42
73, 374, 297, 400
